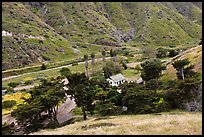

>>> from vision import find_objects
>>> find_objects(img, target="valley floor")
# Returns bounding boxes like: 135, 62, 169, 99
30, 111, 202, 135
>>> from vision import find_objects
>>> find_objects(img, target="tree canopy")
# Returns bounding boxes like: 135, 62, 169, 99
141, 58, 166, 81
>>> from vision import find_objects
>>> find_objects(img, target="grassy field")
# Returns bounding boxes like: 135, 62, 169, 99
30, 111, 202, 135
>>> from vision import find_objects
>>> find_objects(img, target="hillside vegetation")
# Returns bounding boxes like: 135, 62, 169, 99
161, 45, 202, 81
30, 111, 202, 135
2, 2, 202, 70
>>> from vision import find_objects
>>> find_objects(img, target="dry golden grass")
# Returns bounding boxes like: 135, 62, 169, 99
30, 112, 202, 135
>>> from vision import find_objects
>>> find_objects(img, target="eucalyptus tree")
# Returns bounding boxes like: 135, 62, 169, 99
172, 58, 198, 80
84, 54, 89, 77
102, 50, 106, 62
91, 52, 95, 75
65, 73, 97, 120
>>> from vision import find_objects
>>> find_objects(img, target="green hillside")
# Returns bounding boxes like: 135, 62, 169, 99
2, 2, 202, 70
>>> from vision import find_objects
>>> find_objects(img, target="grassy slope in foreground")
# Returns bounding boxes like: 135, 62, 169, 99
30, 112, 202, 135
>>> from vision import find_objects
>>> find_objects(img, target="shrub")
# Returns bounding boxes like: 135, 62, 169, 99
145, 79, 159, 90
169, 49, 179, 57
2, 123, 14, 135
24, 80, 33, 85
99, 102, 122, 116
2, 100, 16, 109
122, 83, 169, 114
72, 107, 83, 115
156, 48, 168, 58
59, 67, 71, 77
41, 63, 46, 70
8, 82, 19, 88
46, 120, 59, 129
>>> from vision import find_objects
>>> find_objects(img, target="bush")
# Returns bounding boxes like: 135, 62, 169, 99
145, 79, 159, 90
169, 49, 178, 57
156, 48, 168, 58
71, 107, 83, 115
59, 67, 71, 77
2, 123, 14, 135
99, 102, 122, 116
41, 63, 46, 70
46, 120, 59, 129
8, 82, 19, 88
122, 83, 169, 114
2, 100, 16, 109
24, 80, 33, 85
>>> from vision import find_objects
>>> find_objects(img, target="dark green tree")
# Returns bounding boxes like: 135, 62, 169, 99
110, 49, 114, 61
141, 58, 166, 81
156, 47, 168, 58
59, 67, 71, 77
172, 58, 198, 80
165, 77, 201, 109
121, 60, 128, 70
91, 52, 95, 75
169, 49, 179, 57
103, 61, 122, 78
65, 73, 96, 120
11, 77, 66, 133
121, 82, 168, 114
112, 49, 118, 62
41, 63, 46, 70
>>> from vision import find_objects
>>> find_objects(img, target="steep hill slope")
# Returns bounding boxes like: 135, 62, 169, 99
2, 2, 202, 70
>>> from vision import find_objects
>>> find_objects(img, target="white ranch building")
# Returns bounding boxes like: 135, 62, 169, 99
107, 73, 126, 86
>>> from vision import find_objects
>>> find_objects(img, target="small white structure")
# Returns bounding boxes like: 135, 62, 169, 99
136, 77, 144, 84
107, 73, 126, 87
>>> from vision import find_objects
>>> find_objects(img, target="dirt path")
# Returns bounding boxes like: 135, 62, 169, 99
13, 85, 36, 91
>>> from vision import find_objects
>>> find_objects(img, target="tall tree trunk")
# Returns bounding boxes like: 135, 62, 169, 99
178, 67, 184, 80
181, 68, 184, 80
85, 60, 88, 77
81, 106, 87, 120
103, 56, 105, 62
91, 58, 95, 75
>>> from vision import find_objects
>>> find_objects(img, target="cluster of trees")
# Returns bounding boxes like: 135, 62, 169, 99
165, 58, 201, 110
156, 47, 179, 58
11, 77, 66, 133
83, 48, 119, 77
8, 55, 201, 134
